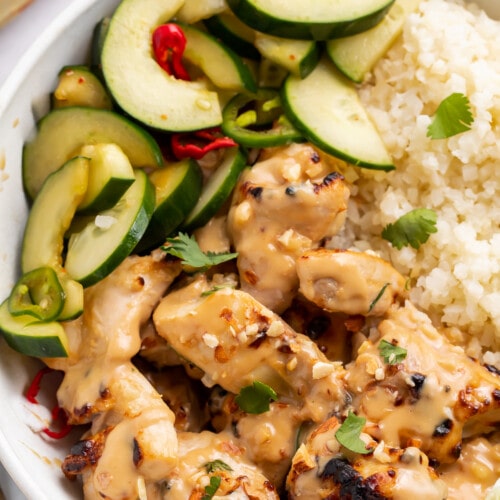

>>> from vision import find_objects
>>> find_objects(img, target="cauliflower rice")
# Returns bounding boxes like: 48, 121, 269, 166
340, 0, 500, 364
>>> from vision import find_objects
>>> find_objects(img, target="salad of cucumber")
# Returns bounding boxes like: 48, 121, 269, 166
0, 0, 410, 359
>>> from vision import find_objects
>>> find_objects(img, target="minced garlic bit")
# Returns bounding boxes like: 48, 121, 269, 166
374, 367, 385, 381
95, 214, 117, 229
266, 321, 285, 338
202, 333, 219, 349
286, 357, 298, 372
281, 158, 301, 182
312, 361, 335, 380
234, 200, 252, 224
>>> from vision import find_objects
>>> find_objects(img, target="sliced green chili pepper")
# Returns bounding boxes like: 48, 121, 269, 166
221, 88, 303, 148
8, 267, 65, 321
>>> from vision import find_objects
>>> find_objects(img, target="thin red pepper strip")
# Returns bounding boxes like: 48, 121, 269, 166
152, 23, 191, 81
26, 367, 73, 439
171, 127, 237, 160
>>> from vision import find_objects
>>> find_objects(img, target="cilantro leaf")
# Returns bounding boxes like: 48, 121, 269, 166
368, 282, 390, 313
381, 208, 437, 250
427, 93, 473, 139
204, 460, 233, 473
378, 339, 407, 365
235, 381, 278, 414
202, 475, 221, 500
162, 232, 237, 270
335, 411, 371, 455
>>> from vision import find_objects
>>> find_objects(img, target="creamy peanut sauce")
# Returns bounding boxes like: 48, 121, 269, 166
227, 143, 350, 313
47, 144, 500, 499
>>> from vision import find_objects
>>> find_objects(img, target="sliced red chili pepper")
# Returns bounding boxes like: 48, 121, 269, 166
152, 23, 191, 81
171, 127, 237, 160
26, 367, 73, 439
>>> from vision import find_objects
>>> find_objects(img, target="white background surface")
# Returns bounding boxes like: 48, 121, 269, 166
0, 2, 74, 497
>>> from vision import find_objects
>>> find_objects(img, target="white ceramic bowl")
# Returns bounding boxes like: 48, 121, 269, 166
0, 1, 499, 499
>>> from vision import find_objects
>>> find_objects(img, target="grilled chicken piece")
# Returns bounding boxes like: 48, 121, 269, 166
47, 253, 182, 499
297, 248, 407, 317
286, 416, 448, 499
227, 143, 350, 313
153, 274, 348, 423
438, 432, 500, 499
45, 252, 181, 422
63, 363, 178, 499
208, 386, 304, 486
144, 430, 279, 499
346, 302, 500, 465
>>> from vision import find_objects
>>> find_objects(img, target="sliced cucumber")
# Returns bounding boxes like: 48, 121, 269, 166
226, 0, 395, 40
204, 13, 260, 60
179, 23, 257, 93
22, 156, 89, 273
65, 169, 155, 287
77, 143, 136, 213
51, 65, 112, 110
21, 156, 88, 320
326, 0, 419, 82
254, 33, 319, 78
91, 17, 111, 80
181, 147, 247, 231
0, 300, 69, 358
138, 159, 203, 251
175, 0, 227, 24
281, 57, 394, 171
101, 0, 222, 132
23, 107, 163, 199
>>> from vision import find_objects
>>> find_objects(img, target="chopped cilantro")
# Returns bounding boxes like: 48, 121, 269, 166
378, 339, 407, 365
235, 381, 278, 414
201, 284, 235, 297
162, 232, 237, 271
368, 282, 390, 313
204, 460, 233, 473
202, 475, 221, 500
427, 92, 474, 139
381, 208, 437, 250
335, 411, 371, 455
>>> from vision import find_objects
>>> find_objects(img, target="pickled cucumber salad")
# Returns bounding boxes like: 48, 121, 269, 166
1, 0, 499, 498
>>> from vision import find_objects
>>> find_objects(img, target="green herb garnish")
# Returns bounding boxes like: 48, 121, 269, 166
427, 92, 473, 139
204, 460, 233, 474
381, 208, 437, 250
162, 232, 237, 271
368, 282, 390, 313
378, 339, 407, 365
202, 475, 221, 500
235, 381, 278, 414
335, 411, 371, 455
201, 284, 235, 297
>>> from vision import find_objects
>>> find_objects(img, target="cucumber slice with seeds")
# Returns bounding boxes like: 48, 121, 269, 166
65, 169, 155, 287
137, 159, 203, 252
281, 57, 394, 171
77, 143, 136, 214
0, 300, 69, 358
182, 147, 247, 231
226, 0, 396, 40
23, 107, 162, 199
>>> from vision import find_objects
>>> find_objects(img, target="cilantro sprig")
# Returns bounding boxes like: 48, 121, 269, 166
204, 460, 233, 474
202, 476, 221, 500
335, 411, 371, 455
162, 232, 237, 271
378, 339, 407, 365
381, 208, 437, 250
235, 381, 278, 414
427, 92, 474, 139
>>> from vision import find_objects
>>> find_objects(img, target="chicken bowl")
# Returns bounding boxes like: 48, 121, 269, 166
0, 0, 499, 499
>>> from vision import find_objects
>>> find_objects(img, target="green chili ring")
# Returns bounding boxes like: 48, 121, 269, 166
221, 89, 303, 148
8, 267, 65, 322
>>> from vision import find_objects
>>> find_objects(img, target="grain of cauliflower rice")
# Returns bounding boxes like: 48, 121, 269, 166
335, 0, 500, 365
